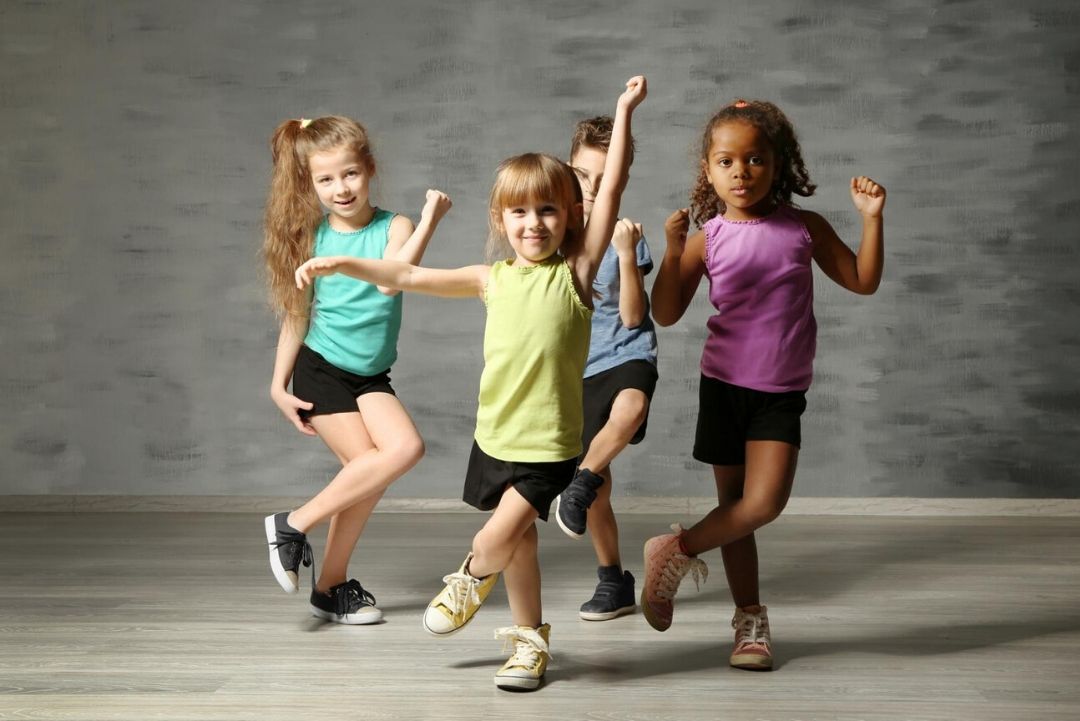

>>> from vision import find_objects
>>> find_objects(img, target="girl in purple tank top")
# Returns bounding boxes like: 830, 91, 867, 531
642, 100, 887, 670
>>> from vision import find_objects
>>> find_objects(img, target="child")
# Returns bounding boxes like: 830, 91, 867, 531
645, 99, 886, 670
554, 116, 658, 622
295, 77, 647, 690
261, 115, 451, 625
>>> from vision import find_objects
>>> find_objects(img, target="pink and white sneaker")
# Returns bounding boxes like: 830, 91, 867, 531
730, 604, 773, 670
641, 524, 708, 631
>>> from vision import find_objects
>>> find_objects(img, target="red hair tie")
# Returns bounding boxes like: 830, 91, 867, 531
733, 100, 749, 108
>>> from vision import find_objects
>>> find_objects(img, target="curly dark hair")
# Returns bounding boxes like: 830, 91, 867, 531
689, 100, 815, 227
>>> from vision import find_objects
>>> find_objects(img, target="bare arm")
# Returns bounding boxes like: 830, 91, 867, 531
378, 190, 452, 295
297, 255, 489, 299
651, 209, 707, 327
269, 315, 316, 436
808, 176, 886, 295
612, 219, 647, 328
569, 76, 647, 288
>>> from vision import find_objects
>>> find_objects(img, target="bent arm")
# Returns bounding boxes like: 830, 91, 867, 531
806, 211, 884, 295
651, 230, 706, 326
618, 257, 647, 328
578, 103, 635, 275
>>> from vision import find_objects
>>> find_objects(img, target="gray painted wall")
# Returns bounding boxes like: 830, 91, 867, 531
2, 0, 1077, 499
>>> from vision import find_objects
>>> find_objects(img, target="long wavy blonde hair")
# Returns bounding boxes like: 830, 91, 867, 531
262, 116, 374, 328
486, 153, 583, 263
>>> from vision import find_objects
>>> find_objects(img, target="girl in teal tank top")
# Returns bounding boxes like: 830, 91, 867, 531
295, 77, 647, 690
261, 115, 451, 625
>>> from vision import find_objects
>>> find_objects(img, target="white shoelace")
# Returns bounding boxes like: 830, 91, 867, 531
441, 572, 481, 625
732, 609, 770, 647
494, 626, 551, 668
655, 524, 708, 601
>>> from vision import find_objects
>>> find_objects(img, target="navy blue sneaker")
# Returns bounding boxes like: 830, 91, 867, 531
579, 566, 635, 621
555, 468, 604, 538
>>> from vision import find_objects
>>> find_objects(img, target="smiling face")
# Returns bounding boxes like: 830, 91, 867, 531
497, 198, 570, 266
703, 121, 778, 221
308, 145, 375, 230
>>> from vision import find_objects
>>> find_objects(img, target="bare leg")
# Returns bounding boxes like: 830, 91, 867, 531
502, 522, 542, 627
577, 389, 649, 474
289, 393, 424, 532
680, 441, 799, 556
586, 468, 621, 567
712, 464, 760, 608
467, 485, 540, 579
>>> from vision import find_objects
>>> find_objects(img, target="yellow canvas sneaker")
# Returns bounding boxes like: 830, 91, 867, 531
493, 623, 551, 691
422, 552, 499, 636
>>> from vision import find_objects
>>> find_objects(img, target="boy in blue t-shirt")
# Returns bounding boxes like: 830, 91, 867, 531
555, 116, 659, 620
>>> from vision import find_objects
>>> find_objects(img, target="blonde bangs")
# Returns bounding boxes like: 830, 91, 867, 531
489, 153, 577, 211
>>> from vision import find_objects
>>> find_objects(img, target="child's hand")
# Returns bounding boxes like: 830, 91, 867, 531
664, 209, 690, 256
421, 189, 452, 223
295, 256, 344, 289
618, 75, 647, 111
612, 218, 643, 257
850, 176, 886, 218
271, 387, 316, 436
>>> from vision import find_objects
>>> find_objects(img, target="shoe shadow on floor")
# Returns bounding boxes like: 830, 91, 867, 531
776, 613, 1080, 665
554, 612, 1080, 679
669, 518, 1078, 608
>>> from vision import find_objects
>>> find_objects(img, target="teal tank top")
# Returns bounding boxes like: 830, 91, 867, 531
304, 210, 402, 376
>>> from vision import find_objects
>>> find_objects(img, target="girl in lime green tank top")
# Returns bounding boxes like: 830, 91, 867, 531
296, 77, 647, 691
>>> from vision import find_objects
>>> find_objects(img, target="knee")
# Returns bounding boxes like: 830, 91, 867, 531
389, 434, 425, 470
611, 394, 648, 433
744, 495, 787, 528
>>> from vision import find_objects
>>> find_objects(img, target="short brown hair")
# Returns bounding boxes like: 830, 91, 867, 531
569, 115, 635, 166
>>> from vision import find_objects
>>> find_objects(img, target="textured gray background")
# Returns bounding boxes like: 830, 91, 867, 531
1, 0, 1077, 500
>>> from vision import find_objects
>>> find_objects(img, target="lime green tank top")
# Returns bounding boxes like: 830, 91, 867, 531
474, 256, 593, 462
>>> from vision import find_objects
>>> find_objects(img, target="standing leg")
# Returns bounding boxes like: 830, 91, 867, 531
712, 464, 760, 609
586, 468, 620, 567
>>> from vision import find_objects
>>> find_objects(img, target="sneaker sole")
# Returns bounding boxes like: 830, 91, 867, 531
264, 515, 299, 594
553, 495, 586, 540
579, 603, 635, 622
311, 606, 383, 625
421, 609, 476, 637
730, 654, 773, 671
494, 675, 542, 690
641, 541, 670, 632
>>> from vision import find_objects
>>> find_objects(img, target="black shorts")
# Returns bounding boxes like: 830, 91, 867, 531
292, 345, 395, 419
463, 442, 577, 522
693, 374, 807, 466
582, 360, 659, 451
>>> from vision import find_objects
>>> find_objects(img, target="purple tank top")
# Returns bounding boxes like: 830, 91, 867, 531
701, 205, 816, 392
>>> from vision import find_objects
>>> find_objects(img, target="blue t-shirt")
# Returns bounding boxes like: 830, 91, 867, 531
304, 210, 402, 376
584, 238, 658, 377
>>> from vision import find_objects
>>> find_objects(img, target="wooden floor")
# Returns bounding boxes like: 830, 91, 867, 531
2, 512, 1079, 720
